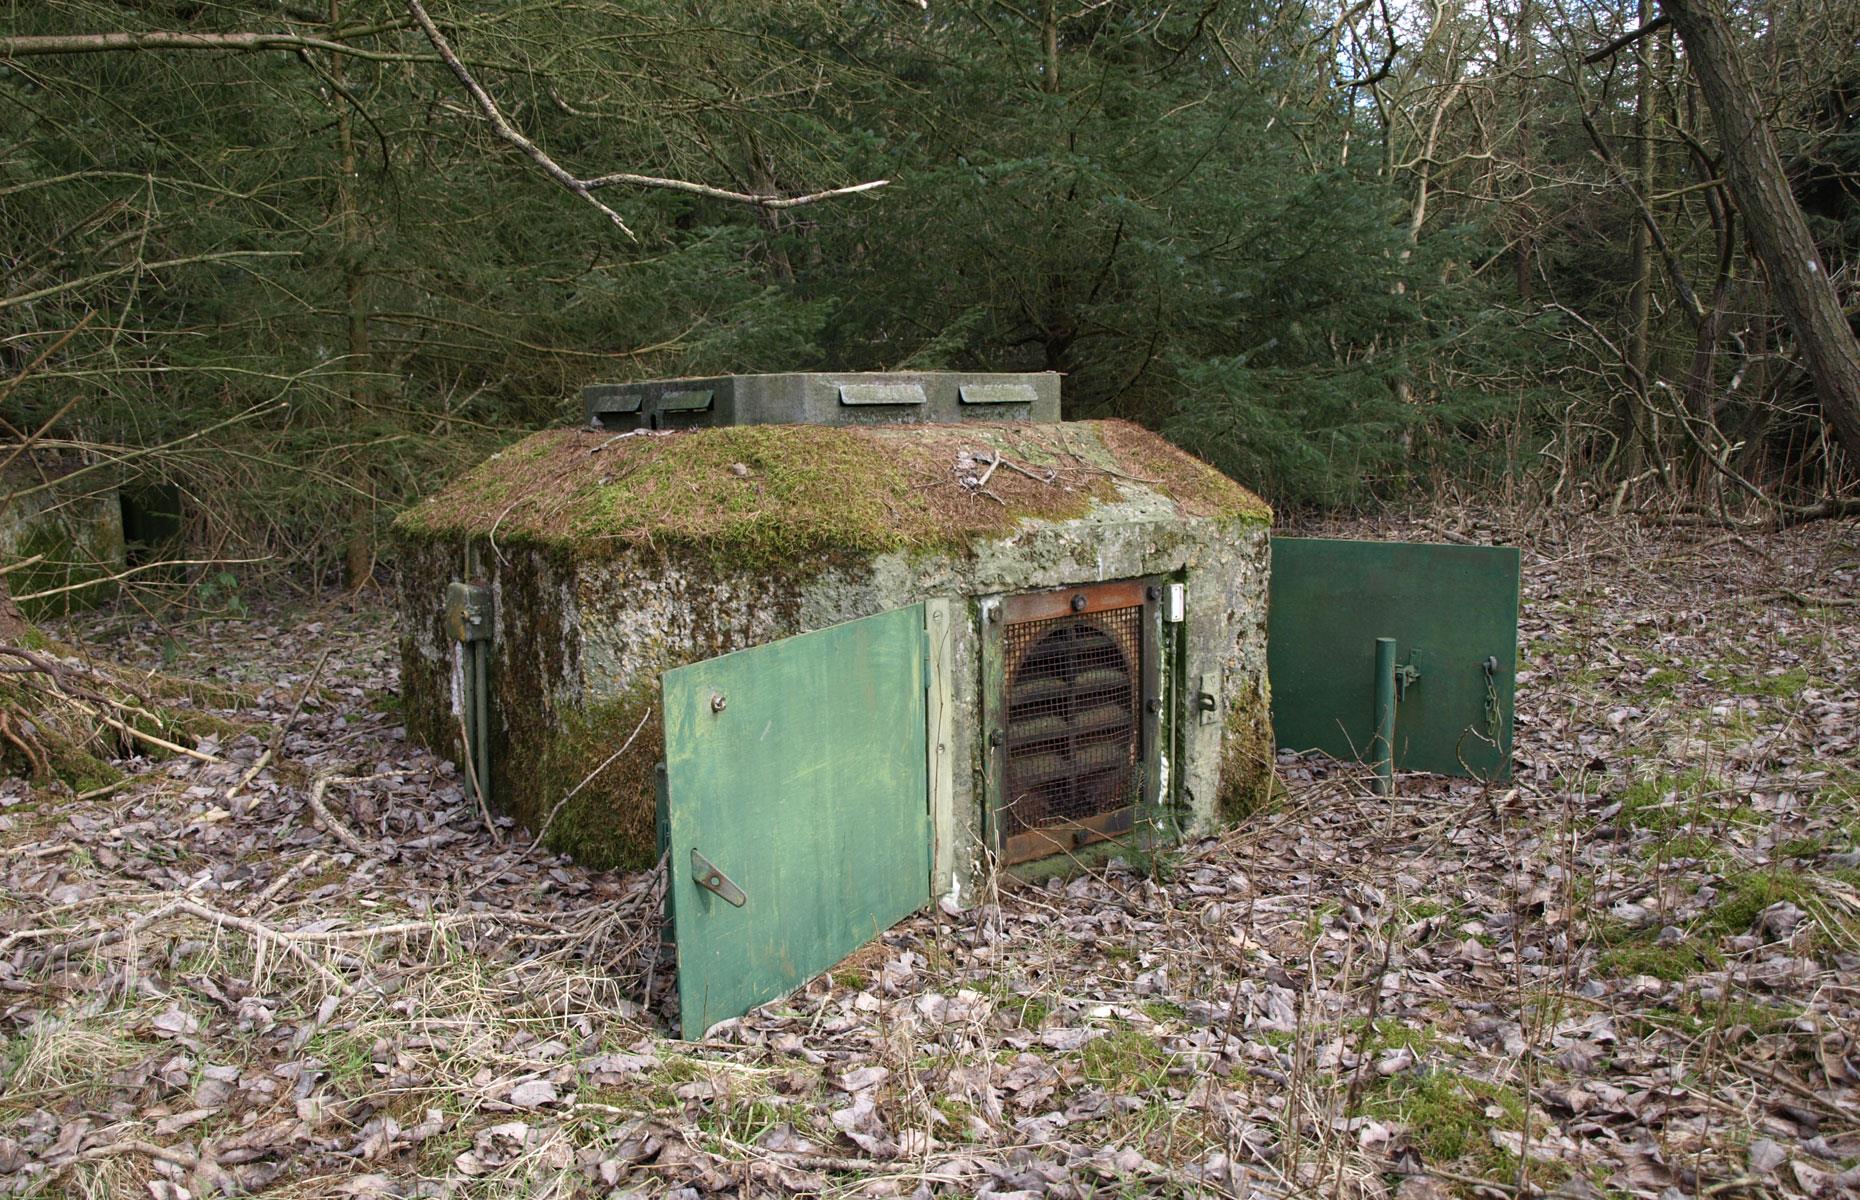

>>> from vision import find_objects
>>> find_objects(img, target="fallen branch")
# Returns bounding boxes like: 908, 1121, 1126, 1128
172, 900, 352, 993
63, 1137, 198, 1170
0, 705, 48, 776
1743, 588, 1858, 609
979, 449, 1058, 485
88, 706, 222, 763
14, 898, 185, 958
229, 649, 332, 805
307, 771, 372, 856
254, 851, 320, 906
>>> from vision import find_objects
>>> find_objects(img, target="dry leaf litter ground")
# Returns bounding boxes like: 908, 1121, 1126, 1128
2, 512, 1856, 1199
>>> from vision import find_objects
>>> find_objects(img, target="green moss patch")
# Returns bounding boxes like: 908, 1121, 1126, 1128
1081, 1027, 1177, 1091
1705, 665, 1815, 700
523, 689, 664, 870
1217, 683, 1279, 823
394, 420, 1267, 568
1595, 935, 1719, 982
1362, 1069, 1525, 1168
1613, 770, 1749, 833
1705, 868, 1860, 951
1096, 421, 1272, 522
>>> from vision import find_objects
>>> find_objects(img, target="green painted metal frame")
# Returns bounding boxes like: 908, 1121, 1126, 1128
661, 604, 935, 1037
1268, 537, 1519, 782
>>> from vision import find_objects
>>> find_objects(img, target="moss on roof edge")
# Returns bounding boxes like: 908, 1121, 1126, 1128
392, 420, 1268, 567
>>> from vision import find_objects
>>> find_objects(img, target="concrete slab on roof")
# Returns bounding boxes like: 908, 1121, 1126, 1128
582, 371, 1061, 431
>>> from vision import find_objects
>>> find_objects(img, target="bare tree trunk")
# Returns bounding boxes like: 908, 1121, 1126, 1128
1660, 0, 1860, 461
1622, 0, 1661, 468
1041, 0, 1060, 96
332, 0, 376, 590
1512, 0, 1536, 305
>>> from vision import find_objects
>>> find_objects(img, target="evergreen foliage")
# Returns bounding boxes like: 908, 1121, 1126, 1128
4, 0, 1858, 573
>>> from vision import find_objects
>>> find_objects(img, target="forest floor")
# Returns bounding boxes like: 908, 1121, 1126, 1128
2, 511, 1857, 1199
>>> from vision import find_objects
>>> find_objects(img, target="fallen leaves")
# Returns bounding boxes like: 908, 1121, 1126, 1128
3, 513, 1858, 1197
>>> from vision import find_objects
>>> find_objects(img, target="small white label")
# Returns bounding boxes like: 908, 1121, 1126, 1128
1166, 583, 1186, 623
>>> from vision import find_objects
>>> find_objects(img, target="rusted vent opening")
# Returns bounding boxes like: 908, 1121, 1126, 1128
999, 585, 1146, 864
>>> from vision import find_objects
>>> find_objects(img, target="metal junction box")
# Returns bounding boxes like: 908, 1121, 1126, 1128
584, 371, 1061, 431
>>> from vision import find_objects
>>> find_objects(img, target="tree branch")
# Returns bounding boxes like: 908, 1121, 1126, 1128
1583, 15, 1671, 64
403, 0, 636, 235
0, 250, 298, 314
579, 171, 890, 210
0, 26, 428, 64
403, 0, 885, 236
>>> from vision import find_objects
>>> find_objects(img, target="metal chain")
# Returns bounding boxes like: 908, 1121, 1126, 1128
1482, 656, 1502, 738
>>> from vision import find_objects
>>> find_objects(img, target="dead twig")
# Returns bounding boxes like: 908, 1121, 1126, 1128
0, 552, 45, 575
1742, 588, 1858, 609
87, 705, 222, 763
457, 709, 501, 844
306, 770, 372, 856
170, 900, 352, 993
15, 898, 185, 959
254, 851, 320, 906
63, 1137, 198, 1170
8, 557, 272, 606
228, 647, 332, 806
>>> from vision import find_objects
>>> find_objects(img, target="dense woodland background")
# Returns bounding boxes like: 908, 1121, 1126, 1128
3, 0, 1858, 592
3, 9, 1860, 1193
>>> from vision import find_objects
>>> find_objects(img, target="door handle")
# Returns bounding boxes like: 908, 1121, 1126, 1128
689, 849, 747, 908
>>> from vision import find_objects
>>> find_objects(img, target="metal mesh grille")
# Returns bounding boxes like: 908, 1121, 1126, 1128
1000, 605, 1143, 843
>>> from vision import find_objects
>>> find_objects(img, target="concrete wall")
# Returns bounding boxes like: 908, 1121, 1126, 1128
0, 465, 126, 617
395, 480, 1271, 889
550, 486, 1270, 900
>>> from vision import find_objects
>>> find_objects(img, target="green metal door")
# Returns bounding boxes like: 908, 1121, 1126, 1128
1269, 538, 1519, 782
662, 604, 932, 1037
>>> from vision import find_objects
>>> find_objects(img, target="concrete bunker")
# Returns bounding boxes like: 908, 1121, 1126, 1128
392, 372, 1273, 909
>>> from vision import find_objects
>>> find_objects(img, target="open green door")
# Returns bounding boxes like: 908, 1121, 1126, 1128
662, 604, 933, 1037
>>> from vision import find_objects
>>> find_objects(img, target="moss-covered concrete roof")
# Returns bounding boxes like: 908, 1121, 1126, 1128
394, 419, 1269, 563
